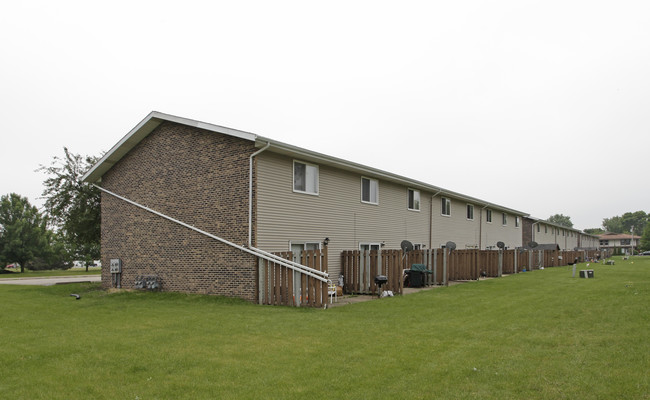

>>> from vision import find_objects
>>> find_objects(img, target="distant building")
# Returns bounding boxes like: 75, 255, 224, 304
598, 232, 640, 255
82, 111, 603, 302
522, 217, 599, 251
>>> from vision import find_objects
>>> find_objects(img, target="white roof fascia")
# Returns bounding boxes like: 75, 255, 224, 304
525, 216, 589, 234
82, 111, 257, 183
255, 138, 529, 217
83, 111, 527, 218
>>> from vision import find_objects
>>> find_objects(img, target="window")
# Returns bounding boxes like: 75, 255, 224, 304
441, 197, 451, 216
545, 226, 548, 234
502, 213, 507, 225
293, 161, 318, 195
408, 189, 420, 211
537, 224, 540, 232
290, 241, 321, 263
361, 177, 378, 204
466, 204, 474, 220
486, 209, 492, 223
515, 216, 520, 227
360, 243, 381, 253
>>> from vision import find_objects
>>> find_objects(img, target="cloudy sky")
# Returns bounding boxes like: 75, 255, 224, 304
2, 0, 648, 231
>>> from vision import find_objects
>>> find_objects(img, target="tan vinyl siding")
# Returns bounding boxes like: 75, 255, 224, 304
257, 151, 525, 276
257, 152, 430, 276
533, 223, 559, 245
477, 209, 522, 250
532, 223, 583, 250
430, 198, 480, 248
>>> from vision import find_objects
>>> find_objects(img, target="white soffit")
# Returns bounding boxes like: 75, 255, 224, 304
82, 111, 257, 183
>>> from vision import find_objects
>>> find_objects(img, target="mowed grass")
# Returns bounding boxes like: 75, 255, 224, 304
1, 267, 101, 277
1, 257, 648, 399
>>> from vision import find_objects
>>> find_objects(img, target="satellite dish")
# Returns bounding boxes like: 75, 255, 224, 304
400, 240, 414, 253
496, 241, 505, 249
445, 241, 456, 250
528, 241, 538, 248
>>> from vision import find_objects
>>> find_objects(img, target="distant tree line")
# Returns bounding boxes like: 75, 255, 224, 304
542, 212, 650, 251
583, 210, 649, 252
0, 148, 101, 272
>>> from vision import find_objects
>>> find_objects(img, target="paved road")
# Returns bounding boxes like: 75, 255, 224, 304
0, 275, 101, 286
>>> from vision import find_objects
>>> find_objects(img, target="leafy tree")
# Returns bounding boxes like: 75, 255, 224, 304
603, 211, 648, 233
602, 215, 624, 233
640, 222, 650, 251
39, 148, 101, 271
0, 193, 49, 273
621, 211, 648, 234
30, 230, 70, 270
583, 228, 604, 235
547, 214, 573, 228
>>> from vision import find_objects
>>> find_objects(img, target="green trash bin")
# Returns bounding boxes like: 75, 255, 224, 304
409, 264, 432, 288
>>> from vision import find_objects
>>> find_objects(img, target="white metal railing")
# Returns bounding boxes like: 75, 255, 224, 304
93, 185, 328, 283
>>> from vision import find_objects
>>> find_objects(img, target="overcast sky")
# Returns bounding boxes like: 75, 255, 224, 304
1, 0, 649, 231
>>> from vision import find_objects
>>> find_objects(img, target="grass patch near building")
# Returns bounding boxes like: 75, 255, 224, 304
1, 267, 101, 277
0, 257, 648, 399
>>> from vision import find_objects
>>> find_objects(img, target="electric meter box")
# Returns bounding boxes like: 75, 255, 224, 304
109, 258, 122, 273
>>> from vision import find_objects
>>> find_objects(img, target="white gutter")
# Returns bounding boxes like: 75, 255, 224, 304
249, 246, 328, 278
249, 142, 271, 247
531, 221, 540, 244
94, 184, 328, 283
479, 204, 489, 250
429, 190, 443, 249
246, 142, 327, 279
257, 137, 530, 217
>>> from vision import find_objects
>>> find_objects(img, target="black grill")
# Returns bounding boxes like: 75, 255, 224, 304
374, 275, 388, 297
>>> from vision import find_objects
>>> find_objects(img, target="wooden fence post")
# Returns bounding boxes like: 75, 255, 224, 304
498, 249, 503, 277
443, 249, 448, 286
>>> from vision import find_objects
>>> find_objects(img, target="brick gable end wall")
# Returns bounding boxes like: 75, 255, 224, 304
100, 121, 258, 301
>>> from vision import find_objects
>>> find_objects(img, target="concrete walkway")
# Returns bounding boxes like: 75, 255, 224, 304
326, 282, 465, 308
0, 275, 101, 286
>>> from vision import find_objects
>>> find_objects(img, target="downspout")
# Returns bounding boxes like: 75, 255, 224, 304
479, 204, 489, 250
531, 221, 539, 245
429, 190, 443, 250
249, 142, 271, 247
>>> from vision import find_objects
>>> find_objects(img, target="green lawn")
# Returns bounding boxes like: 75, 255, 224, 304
1, 257, 648, 399
1, 267, 101, 277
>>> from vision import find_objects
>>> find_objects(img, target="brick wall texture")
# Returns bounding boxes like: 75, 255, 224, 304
522, 217, 533, 247
100, 121, 259, 301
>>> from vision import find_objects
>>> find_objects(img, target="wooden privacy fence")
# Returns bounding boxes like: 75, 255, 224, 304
258, 249, 328, 308
340, 250, 404, 296
340, 248, 604, 295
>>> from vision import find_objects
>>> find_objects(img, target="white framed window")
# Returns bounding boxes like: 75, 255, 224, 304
502, 213, 507, 226
293, 161, 319, 195
545, 226, 548, 233
290, 241, 321, 263
466, 204, 474, 220
359, 243, 381, 253
441, 197, 451, 216
515, 216, 520, 227
408, 189, 420, 211
486, 209, 492, 223
361, 177, 378, 204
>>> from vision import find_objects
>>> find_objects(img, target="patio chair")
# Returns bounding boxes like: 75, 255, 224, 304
327, 279, 337, 304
